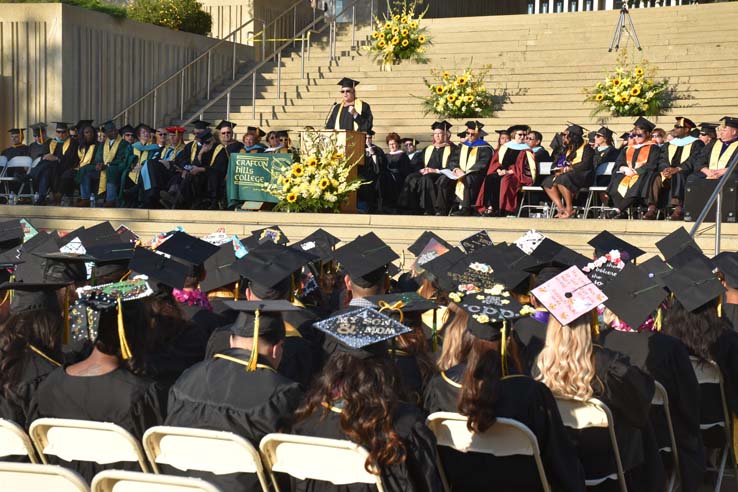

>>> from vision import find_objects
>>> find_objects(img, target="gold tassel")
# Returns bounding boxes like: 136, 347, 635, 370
233, 281, 240, 301
247, 309, 260, 371
8, 273, 15, 305
718, 294, 723, 318
431, 309, 438, 353
501, 321, 508, 377
655, 307, 662, 331
118, 270, 132, 282
117, 297, 133, 360
63, 287, 70, 345
591, 310, 600, 337
0, 290, 9, 306
289, 274, 296, 303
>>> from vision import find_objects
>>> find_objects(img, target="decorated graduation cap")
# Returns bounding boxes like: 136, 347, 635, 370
337, 77, 360, 88
233, 241, 315, 297
251, 225, 289, 246
192, 120, 211, 130
633, 116, 656, 132
448, 246, 529, 292
720, 116, 738, 130
674, 117, 696, 129
291, 228, 340, 262
30, 123, 47, 138
637, 256, 671, 288
712, 252, 738, 289
118, 124, 135, 136
515, 229, 546, 255
0, 219, 24, 251
602, 264, 667, 330
129, 247, 189, 289
412, 236, 453, 274
581, 250, 628, 288
655, 227, 701, 261
364, 292, 437, 318
431, 120, 452, 132
200, 243, 242, 293
596, 127, 614, 140
531, 265, 608, 326
333, 232, 399, 288
70, 277, 153, 359
662, 260, 724, 312
314, 307, 411, 359
216, 120, 236, 130
587, 230, 645, 262
420, 246, 466, 291
408, 231, 453, 257
459, 230, 493, 254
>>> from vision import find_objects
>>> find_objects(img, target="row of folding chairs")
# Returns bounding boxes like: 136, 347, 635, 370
1, 358, 735, 492
0, 155, 39, 201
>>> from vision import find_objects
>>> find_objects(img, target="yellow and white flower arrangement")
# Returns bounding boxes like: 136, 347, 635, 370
262, 130, 364, 213
422, 65, 499, 118
583, 49, 672, 117
368, 0, 430, 71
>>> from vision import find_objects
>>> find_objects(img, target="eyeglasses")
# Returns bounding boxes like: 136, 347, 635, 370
124, 133, 134, 137
673, 125, 685, 129
515, 132, 527, 137
340, 89, 353, 94
156, 132, 167, 136
524, 136, 536, 140
631, 133, 646, 138
56, 130, 66, 134
221, 131, 232, 135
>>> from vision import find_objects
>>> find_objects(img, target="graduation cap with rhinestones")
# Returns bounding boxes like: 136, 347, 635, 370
447, 247, 529, 293
602, 264, 667, 330
531, 266, 608, 326
662, 260, 724, 313
460, 230, 493, 254
333, 232, 399, 288
129, 247, 189, 289
655, 227, 701, 262
314, 307, 411, 358
588, 231, 645, 263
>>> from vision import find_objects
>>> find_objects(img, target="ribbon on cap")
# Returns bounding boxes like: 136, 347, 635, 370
117, 296, 133, 360
246, 309, 261, 371
378, 300, 405, 323
233, 281, 240, 301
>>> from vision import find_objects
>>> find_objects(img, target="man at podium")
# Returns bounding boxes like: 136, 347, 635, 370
324, 77, 373, 133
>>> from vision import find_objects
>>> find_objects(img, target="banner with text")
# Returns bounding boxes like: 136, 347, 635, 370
226, 153, 292, 205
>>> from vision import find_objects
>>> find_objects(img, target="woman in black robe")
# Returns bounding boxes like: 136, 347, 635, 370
376, 133, 411, 213
28, 298, 165, 482
542, 125, 594, 219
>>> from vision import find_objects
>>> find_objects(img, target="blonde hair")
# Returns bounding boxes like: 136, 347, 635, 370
437, 303, 473, 371
535, 313, 596, 401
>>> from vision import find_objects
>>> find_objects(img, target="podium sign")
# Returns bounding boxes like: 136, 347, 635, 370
226, 153, 292, 206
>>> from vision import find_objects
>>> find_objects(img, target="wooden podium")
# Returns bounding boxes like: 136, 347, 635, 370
300, 129, 364, 213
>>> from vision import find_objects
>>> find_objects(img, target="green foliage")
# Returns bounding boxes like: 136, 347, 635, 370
7, 0, 127, 18
127, 0, 212, 36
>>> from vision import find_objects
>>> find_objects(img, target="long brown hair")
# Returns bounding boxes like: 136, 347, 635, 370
294, 351, 407, 472
457, 338, 503, 433
437, 304, 473, 371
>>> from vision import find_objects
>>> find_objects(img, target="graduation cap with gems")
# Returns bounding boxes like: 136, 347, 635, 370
602, 263, 668, 330
446, 249, 529, 295
531, 266, 608, 326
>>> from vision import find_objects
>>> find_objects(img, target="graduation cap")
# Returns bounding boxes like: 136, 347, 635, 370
530, 238, 589, 269
420, 246, 466, 291
11, 233, 61, 283
118, 124, 135, 136
674, 117, 696, 129
515, 229, 546, 255
457, 130, 468, 139
712, 252, 738, 289
633, 116, 656, 133
531, 266, 608, 326
54, 122, 70, 131
494, 129, 510, 136
291, 228, 340, 262
192, 120, 211, 130
465, 120, 484, 131
100, 120, 116, 132
0, 219, 24, 251
8, 128, 22, 135
314, 307, 411, 359
408, 231, 452, 257
460, 230, 493, 254
30, 249, 90, 284
620, 132, 631, 140
166, 126, 186, 135
129, 247, 189, 290
587, 230, 645, 262
247, 126, 266, 137
401, 137, 419, 146
533, 266, 563, 288
216, 120, 236, 130
333, 233, 399, 288
200, 243, 242, 292
602, 263, 667, 330
363, 292, 437, 317
663, 261, 724, 312
85, 243, 135, 280
655, 227, 701, 261
698, 122, 718, 137
276, 130, 289, 140
337, 77, 360, 88
367, 129, 376, 137
587, 131, 597, 143
233, 241, 315, 295
251, 225, 289, 245
507, 124, 530, 134
413, 238, 452, 273
30, 123, 47, 138
0, 280, 69, 314
74, 120, 94, 131
431, 121, 452, 132
595, 127, 614, 141
156, 231, 220, 267
77, 221, 123, 249
448, 247, 529, 292
198, 129, 214, 141
666, 246, 713, 271
637, 256, 671, 287
491, 243, 542, 274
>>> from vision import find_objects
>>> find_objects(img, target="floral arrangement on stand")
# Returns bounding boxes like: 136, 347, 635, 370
368, 0, 430, 71
262, 131, 364, 213
583, 49, 673, 117
422, 65, 499, 118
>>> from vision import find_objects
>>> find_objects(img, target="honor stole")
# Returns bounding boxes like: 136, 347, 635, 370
617, 143, 654, 197
98, 137, 124, 193
50, 138, 72, 157
423, 144, 452, 169
333, 99, 365, 131
709, 140, 738, 171
455, 145, 480, 199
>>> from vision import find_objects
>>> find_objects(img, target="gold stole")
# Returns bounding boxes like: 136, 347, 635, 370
569, 144, 586, 166
189, 144, 225, 167
128, 147, 150, 184
667, 142, 693, 167
99, 137, 124, 193
333, 99, 365, 131
709, 140, 738, 170
190, 142, 199, 164
423, 144, 451, 168
455, 145, 479, 199
50, 138, 71, 156
496, 145, 538, 182
617, 143, 654, 197
77, 144, 96, 168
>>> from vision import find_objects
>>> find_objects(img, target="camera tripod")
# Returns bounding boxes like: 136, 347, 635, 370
609, 5, 642, 52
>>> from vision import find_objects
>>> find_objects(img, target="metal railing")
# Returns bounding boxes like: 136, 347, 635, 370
688, 152, 738, 255
183, 0, 369, 125
111, 0, 315, 128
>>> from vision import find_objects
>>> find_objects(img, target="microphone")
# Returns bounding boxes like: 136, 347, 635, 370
325, 101, 339, 129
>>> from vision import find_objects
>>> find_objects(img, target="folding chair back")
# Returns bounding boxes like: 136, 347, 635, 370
0, 155, 7, 171
555, 397, 627, 492
0, 156, 35, 199
584, 162, 618, 217
0, 461, 89, 492
518, 162, 554, 218
426, 411, 551, 492
0, 417, 38, 462
143, 426, 269, 491
29, 418, 149, 472
260, 433, 383, 491
652, 381, 680, 491
92, 469, 223, 492
5, 156, 32, 170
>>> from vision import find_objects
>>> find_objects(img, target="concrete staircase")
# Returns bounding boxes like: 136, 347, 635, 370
187, 3, 738, 147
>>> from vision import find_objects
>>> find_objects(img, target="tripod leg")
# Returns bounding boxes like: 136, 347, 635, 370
609, 12, 625, 52
625, 12, 642, 50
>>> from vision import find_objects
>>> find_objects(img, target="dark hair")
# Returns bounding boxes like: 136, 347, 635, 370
529, 130, 543, 143
386, 132, 402, 145
567, 132, 585, 151
79, 125, 96, 146
142, 295, 186, 354
294, 351, 406, 471
95, 299, 149, 375
395, 318, 437, 386
457, 338, 503, 433
0, 310, 61, 400
663, 299, 726, 361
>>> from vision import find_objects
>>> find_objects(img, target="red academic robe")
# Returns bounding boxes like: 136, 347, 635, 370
476, 144, 537, 214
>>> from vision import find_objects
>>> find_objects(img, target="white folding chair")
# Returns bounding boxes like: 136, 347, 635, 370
584, 161, 618, 218
91, 469, 223, 492
652, 381, 680, 492
0, 417, 38, 462
143, 425, 270, 492
690, 356, 738, 492
555, 397, 627, 492
0, 461, 89, 492
29, 418, 149, 472
518, 161, 554, 218
259, 433, 384, 492
426, 411, 551, 492
0, 156, 34, 199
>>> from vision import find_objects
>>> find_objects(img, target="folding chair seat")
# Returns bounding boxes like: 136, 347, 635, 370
0, 461, 89, 492
518, 161, 554, 218
584, 162, 619, 218
0, 417, 38, 462
92, 469, 222, 492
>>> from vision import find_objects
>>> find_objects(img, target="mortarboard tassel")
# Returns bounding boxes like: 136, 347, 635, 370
718, 294, 723, 318
378, 300, 405, 323
0, 290, 9, 306
501, 321, 508, 377
431, 309, 438, 353
119, 270, 132, 282
7, 273, 15, 305
117, 297, 133, 360
233, 281, 240, 301
591, 310, 600, 337
247, 309, 261, 371
655, 307, 662, 332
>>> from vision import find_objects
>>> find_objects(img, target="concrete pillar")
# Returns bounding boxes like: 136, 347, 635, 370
535, 0, 541, 14
578, 0, 584, 11
605, 0, 614, 10
548, 0, 553, 13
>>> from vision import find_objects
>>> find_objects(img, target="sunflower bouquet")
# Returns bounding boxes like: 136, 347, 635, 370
368, 0, 430, 71
584, 49, 672, 117
262, 131, 364, 213
422, 65, 499, 118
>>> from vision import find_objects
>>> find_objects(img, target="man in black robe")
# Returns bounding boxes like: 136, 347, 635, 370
324, 77, 373, 133
175, 128, 228, 210
2, 128, 29, 160
216, 119, 243, 154
165, 304, 303, 492
27, 123, 49, 160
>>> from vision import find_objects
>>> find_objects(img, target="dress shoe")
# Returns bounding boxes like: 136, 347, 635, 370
451, 207, 471, 216
669, 206, 684, 221
607, 209, 627, 220
642, 205, 658, 220
75, 198, 90, 207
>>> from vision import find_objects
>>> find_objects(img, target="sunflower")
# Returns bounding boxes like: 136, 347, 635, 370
442, 71, 450, 78
283, 176, 291, 185
391, 36, 400, 45
634, 67, 644, 77
401, 29, 409, 37
435, 85, 445, 95
410, 21, 418, 29
319, 178, 330, 190
447, 94, 457, 103
401, 39, 409, 47
619, 94, 629, 103
371, 31, 379, 39
379, 32, 385, 39
595, 93, 604, 101
291, 164, 304, 177
305, 156, 318, 167
456, 76, 468, 86
393, 14, 400, 20
611, 78, 622, 87
400, 16, 407, 23
418, 35, 426, 43
630, 86, 641, 96
377, 40, 386, 48
286, 193, 298, 203
384, 21, 392, 29
392, 27, 399, 34
464, 95, 474, 103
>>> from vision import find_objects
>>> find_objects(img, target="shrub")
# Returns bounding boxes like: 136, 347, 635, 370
127, 0, 212, 36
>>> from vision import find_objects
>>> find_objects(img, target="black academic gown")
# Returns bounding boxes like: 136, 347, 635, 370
513, 314, 548, 375
0, 350, 60, 429
724, 303, 738, 331
608, 143, 661, 210
598, 328, 704, 492
398, 144, 458, 214
388, 348, 425, 406
28, 141, 48, 160
542, 145, 596, 194
164, 348, 303, 492
28, 366, 165, 482
360, 144, 386, 212
1, 145, 30, 160
422, 365, 586, 492
325, 101, 373, 133
49, 138, 80, 196
376, 151, 411, 212
226, 141, 244, 154
655, 138, 704, 204
434, 141, 493, 214
292, 402, 443, 492
593, 145, 621, 187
